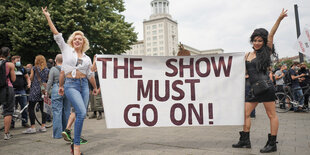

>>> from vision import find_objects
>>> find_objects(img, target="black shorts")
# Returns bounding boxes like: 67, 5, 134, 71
0, 86, 15, 117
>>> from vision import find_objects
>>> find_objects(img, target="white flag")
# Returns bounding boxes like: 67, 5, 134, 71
296, 27, 310, 56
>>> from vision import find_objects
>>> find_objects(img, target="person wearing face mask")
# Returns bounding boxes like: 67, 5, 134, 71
11, 55, 31, 128
25, 64, 33, 75
298, 63, 310, 108
289, 62, 305, 112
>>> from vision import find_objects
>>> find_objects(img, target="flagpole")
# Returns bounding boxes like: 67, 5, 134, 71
295, 4, 304, 62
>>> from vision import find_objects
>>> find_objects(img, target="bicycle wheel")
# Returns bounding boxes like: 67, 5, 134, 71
34, 102, 53, 128
275, 92, 292, 113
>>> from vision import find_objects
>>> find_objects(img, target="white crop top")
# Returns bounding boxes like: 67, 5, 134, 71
54, 33, 94, 78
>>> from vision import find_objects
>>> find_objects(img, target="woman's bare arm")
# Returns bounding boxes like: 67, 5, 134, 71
267, 9, 288, 49
42, 7, 59, 35
30, 68, 34, 81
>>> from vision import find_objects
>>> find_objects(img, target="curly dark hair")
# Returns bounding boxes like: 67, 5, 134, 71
250, 28, 276, 73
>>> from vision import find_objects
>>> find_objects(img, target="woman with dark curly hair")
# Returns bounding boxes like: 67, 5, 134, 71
232, 9, 287, 153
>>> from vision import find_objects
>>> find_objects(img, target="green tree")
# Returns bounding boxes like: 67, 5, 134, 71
0, 0, 137, 64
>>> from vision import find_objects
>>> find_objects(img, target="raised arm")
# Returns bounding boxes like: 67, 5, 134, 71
267, 9, 288, 49
42, 7, 59, 35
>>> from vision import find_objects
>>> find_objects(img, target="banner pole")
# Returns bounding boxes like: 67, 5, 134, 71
295, 4, 304, 62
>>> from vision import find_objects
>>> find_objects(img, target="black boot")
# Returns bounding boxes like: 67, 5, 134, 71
260, 134, 277, 153
262, 134, 271, 148
232, 131, 251, 148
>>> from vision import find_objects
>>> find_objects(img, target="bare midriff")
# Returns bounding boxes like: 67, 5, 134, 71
66, 70, 86, 79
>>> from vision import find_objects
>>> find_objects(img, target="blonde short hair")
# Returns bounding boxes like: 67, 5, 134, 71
67, 31, 90, 53
34, 55, 47, 70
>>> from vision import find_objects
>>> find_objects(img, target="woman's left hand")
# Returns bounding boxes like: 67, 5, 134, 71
279, 8, 288, 20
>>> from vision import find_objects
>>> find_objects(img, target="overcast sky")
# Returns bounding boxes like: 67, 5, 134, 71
122, 0, 310, 58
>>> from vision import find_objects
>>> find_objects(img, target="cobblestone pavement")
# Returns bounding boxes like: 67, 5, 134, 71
0, 104, 309, 155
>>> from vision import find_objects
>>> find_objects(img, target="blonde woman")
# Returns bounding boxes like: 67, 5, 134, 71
42, 7, 98, 155
23, 55, 49, 134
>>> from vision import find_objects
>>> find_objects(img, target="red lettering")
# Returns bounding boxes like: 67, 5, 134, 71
299, 41, 305, 53
124, 104, 140, 126
155, 80, 170, 102
211, 56, 233, 77
172, 80, 185, 100
170, 103, 186, 126
185, 79, 200, 101
165, 59, 178, 77
306, 30, 310, 42
97, 58, 112, 79
142, 104, 158, 126
114, 58, 128, 78
195, 57, 211, 77
137, 80, 153, 101
188, 103, 203, 125
130, 58, 142, 78
179, 58, 194, 77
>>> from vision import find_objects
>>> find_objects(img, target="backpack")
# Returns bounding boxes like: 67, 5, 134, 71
0, 60, 8, 88
283, 71, 292, 86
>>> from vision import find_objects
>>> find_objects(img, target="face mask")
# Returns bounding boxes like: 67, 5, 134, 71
295, 66, 300, 71
26, 68, 31, 73
16, 61, 21, 67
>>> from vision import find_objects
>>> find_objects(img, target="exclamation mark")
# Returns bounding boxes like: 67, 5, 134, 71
208, 103, 213, 125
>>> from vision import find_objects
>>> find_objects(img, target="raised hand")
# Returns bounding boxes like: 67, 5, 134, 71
279, 8, 288, 20
42, 6, 50, 17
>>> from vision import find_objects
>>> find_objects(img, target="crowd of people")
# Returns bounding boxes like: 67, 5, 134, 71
0, 6, 308, 154
0, 7, 104, 155
0, 47, 104, 133
272, 62, 310, 111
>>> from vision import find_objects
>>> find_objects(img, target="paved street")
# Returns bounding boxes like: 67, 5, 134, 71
1, 104, 310, 155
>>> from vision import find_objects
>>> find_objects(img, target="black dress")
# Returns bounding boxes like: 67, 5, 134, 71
245, 58, 276, 102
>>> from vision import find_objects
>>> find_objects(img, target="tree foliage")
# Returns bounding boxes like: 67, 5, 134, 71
0, 0, 137, 64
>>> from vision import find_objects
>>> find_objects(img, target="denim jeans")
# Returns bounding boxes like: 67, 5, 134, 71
51, 84, 71, 139
293, 86, 304, 110
64, 78, 89, 145
12, 90, 28, 125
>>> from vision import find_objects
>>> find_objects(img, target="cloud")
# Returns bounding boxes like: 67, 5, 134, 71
123, 0, 310, 58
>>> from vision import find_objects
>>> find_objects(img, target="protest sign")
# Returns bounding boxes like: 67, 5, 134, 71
96, 53, 245, 128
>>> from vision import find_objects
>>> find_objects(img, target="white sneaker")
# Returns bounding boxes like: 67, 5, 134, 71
4, 133, 12, 140
39, 126, 47, 132
22, 128, 36, 134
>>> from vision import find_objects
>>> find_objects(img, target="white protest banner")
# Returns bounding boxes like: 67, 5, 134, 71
96, 53, 245, 128
296, 27, 310, 56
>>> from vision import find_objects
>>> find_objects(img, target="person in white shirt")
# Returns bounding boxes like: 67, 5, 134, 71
42, 7, 98, 155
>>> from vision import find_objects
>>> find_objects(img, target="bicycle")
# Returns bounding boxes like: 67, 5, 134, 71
13, 94, 53, 128
275, 85, 310, 113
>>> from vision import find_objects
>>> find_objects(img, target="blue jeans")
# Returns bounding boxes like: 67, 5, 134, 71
51, 84, 71, 139
13, 90, 28, 125
64, 78, 89, 145
293, 86, 304, 110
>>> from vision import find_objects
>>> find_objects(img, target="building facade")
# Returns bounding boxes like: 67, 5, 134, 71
125, 0, 223, 56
